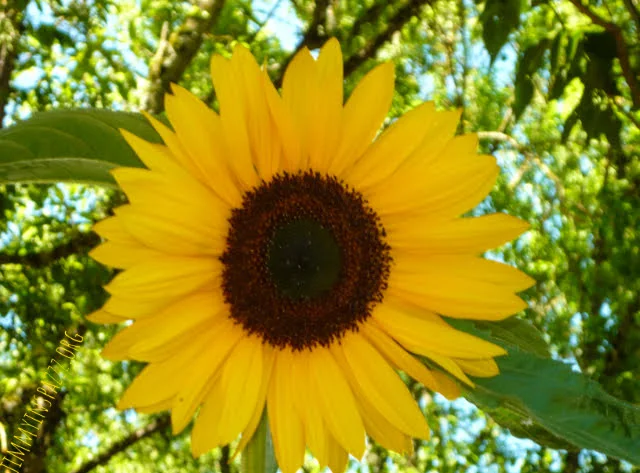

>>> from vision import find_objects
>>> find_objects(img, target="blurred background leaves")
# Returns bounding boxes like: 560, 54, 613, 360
0, 0, 639, 472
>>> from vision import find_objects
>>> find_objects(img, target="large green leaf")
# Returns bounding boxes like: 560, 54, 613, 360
454, 319, 640, 464
479, 0, 522, 62
513, 39, 550, 119
469, 352, 640, 464
0, 109, 162, 187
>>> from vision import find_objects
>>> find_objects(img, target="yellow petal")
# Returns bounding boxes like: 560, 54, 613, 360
135, 398, 173, 414
141, 111, 210, 184
93, 216, 138, 244
110, 167, 229, 244
104, 256, 219, 300
358, 389, 416, 454
430, 370, 462, 400
326, 432, 350, 473
233, 345, 275, 458
103, 293, 172, 318
332, 334, 429, 439
398, 126, 474, 174
171, 319, 245, 434
367, 153, 496, 216
343, 102, 437, 188
117, 331, 215, 409
108, 291, 227, 362
190, 373, 224, 457
379, 161, 501, 222
113, 204, 225, 257
372, 304, 506, 359
386, 213, 530, 255
267, 349, 306, 473
388, 258, 528, 320
262, 68, 302, 172
86, 310, 127, 324
282, 39, 343, 172
290, 351, 328, 467
422, 352, 474, 386
361, 321, 438, 392
309, 346, 366, 458
309, 38, 343, 171
119, 129, 237, 210
393, 254, 535, 292
282, 47, 316, 169
90, 241, 164, 269
210, 53, 260, 191
330, 62, 395, 177
164, 84, 243, 206
372, 111, 465, 190
191, 335, 264, 456
229, 45, 281, 180
456, 357, 500, 377
118, 362, 180, 408
119, 129, 188, 176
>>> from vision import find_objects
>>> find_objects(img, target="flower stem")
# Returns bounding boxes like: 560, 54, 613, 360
241, 410, 278, 473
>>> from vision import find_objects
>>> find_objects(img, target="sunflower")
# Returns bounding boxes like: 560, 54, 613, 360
89, 38, 533, 473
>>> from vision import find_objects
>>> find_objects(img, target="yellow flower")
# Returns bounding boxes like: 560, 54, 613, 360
89, 39, 533, 473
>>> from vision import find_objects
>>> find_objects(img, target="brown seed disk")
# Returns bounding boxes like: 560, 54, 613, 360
220, 171, 392, 350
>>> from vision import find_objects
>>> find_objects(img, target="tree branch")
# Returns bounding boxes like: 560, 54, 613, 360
142, 0, 226, 114
0, 1, 26, 128
219, 444, 231, 473
0, 232, 100, 268
566, 0, 640, 107
622, 0, 640, 35
458, 0, 470, 131
272, 0, 331, 88
347, 1, 387, 41
477, 130, 521, 149
342, 0, 434, 78
70, 416, 170, 473
272, 0, 432, 89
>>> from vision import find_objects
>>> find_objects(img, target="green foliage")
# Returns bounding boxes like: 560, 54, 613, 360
0, 111, 160, 186
513, 39, 550, 119
471, 351, 640, 465
478, 0, 522, 62
451, 319, 640, 464
1, 0, 639, 472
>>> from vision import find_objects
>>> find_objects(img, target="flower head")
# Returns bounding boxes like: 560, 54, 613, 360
90, 38, 533, 473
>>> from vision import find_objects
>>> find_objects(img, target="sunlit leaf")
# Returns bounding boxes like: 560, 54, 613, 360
0, 110, 161, 186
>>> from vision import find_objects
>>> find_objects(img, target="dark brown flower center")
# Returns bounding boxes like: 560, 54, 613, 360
220, 171, 391, 350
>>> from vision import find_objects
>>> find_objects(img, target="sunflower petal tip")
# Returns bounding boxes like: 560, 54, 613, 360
85, 309, 106, 323
495, 345, 508, 357
115, 397, 131, 410
118, 127, 133, 140
100, 348, 121, 361
232, 42, 248, 54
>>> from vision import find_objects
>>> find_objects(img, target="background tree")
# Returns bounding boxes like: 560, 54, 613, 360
0, 0, 638, 472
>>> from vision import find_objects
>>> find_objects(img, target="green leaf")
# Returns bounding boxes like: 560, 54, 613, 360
471, 394, 577, 451
447, 317, 550, 358
549, 33, 585, 101
0, 109, 162, 187
583, 31, 619, 96
513, 40, 550, 119
455, 319, 640, 464
475, 318, 550, 358
468, 351, 640, 464
514, 80, 534, 120
242, 410, 278, 473
480, 0, 522, 62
